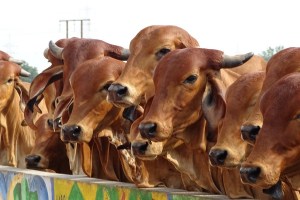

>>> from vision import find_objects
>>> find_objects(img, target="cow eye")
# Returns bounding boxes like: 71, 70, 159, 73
102, 82, 112, 91
155, 48, 171, 60
183, 74, 198, 84
294, 114, 300, 120
7, 78, 14, 84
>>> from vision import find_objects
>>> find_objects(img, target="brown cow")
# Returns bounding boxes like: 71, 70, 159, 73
47, 37, 130, 123
25, 114, 71, 174
241, 47, 300, 145
59, 56, 129, 180
240, 72, 300, 200
209, 71, 265, 168
0, 61, 34, 168
25, 38, 131, 175
130, 48, 278, 199
107, 25, 200, 108
59, 56, 187, 189
0, 50, 27, 65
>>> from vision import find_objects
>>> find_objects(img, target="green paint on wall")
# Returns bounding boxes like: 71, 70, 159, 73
13, 183, 21, 200
21, 178, 38, 200
128, 189, 152, 200
69, 182, 84, 200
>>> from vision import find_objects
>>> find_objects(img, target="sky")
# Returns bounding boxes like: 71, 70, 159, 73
1, 0, 300, 72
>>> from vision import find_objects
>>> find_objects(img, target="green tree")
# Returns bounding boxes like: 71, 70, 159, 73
20, 63, 38, 83
259, 46, 284, 61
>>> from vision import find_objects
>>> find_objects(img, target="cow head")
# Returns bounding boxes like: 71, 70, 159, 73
138, 48, 253, 143
60, 57, 125, 143
47, 38, 130, 126
209, 72, 265, 168
0, 61, 30, 112
240, 72, 300, 189
0, 50, 27, 65
107, 25, 199, 108
25, 114, 71, 174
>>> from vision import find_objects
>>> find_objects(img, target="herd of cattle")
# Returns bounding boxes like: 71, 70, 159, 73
1, 25, 300, 200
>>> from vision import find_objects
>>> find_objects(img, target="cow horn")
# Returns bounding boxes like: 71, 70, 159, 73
44, 48, 49, 59
49, 40, 63, 59
121, 48, 130, 60
8, 57, 26, 65
20, 69, 31, 77
222, 52, 254, 68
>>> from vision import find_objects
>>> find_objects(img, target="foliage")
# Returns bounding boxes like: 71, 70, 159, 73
19, 62, 38, 83
259, 46, 284, 61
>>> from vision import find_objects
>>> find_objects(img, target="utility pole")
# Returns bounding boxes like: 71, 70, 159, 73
59, 19, 90, 38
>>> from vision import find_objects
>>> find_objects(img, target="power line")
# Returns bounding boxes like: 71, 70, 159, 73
59, 19, 90, 38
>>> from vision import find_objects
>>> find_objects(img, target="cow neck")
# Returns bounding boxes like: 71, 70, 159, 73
282, 161, 300, 191
173, 111, 208, 152
3, 89, 26, 133
2, 88, 35, 167
93, 105, 123, 136
163, 113, 223, 193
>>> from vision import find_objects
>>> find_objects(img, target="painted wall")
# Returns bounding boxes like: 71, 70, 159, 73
0, 167, 226, 200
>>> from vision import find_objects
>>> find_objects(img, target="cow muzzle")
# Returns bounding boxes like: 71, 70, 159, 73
25, 154, 42, 169
131, 141, 149, 155
262, 181, 284, 200
208, 148, 228, 166
107, 83, 129, 106
240, 165, 261, 184
241, 125, 260, 145
138, 122, 157, 139
61, 124, 82, 142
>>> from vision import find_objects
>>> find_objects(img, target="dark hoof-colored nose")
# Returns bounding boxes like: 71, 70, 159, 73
263, 181, 283, 200
241, 125, 260, 143
108, 83, 128, 98
25, 155, 41, 168
240, 166, 261, 183
131, 142, 149, 155
62, 125, 82, 141
138, 122, 157, 139
209, 149, 228, 166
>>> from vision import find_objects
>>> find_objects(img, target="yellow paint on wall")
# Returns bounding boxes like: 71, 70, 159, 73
103, 187, 110, 200
118, 187, 131, 199
76, 182, 97, 199
54, 179, 74, 198
152, 192, 168, 200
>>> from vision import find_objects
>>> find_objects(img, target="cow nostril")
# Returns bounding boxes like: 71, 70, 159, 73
72, 126, 81, 137
209, 149, 228, 166
108, 84, 128, 97
62, 125, 81, 137
25, 155, 41, 164
116, 86, 128, 97
139, 123, 157, 138
240, 166, 261, 183
241, 125, 260, 142
131, 142, 149, 153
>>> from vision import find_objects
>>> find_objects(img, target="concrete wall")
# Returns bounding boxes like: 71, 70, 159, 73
0, 165, 229, 200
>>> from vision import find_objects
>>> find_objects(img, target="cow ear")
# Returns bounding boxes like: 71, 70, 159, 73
175, 35, 199, 49
27, 64, 63, 113
202, 74, 226, 142
15, 81, 30, 112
